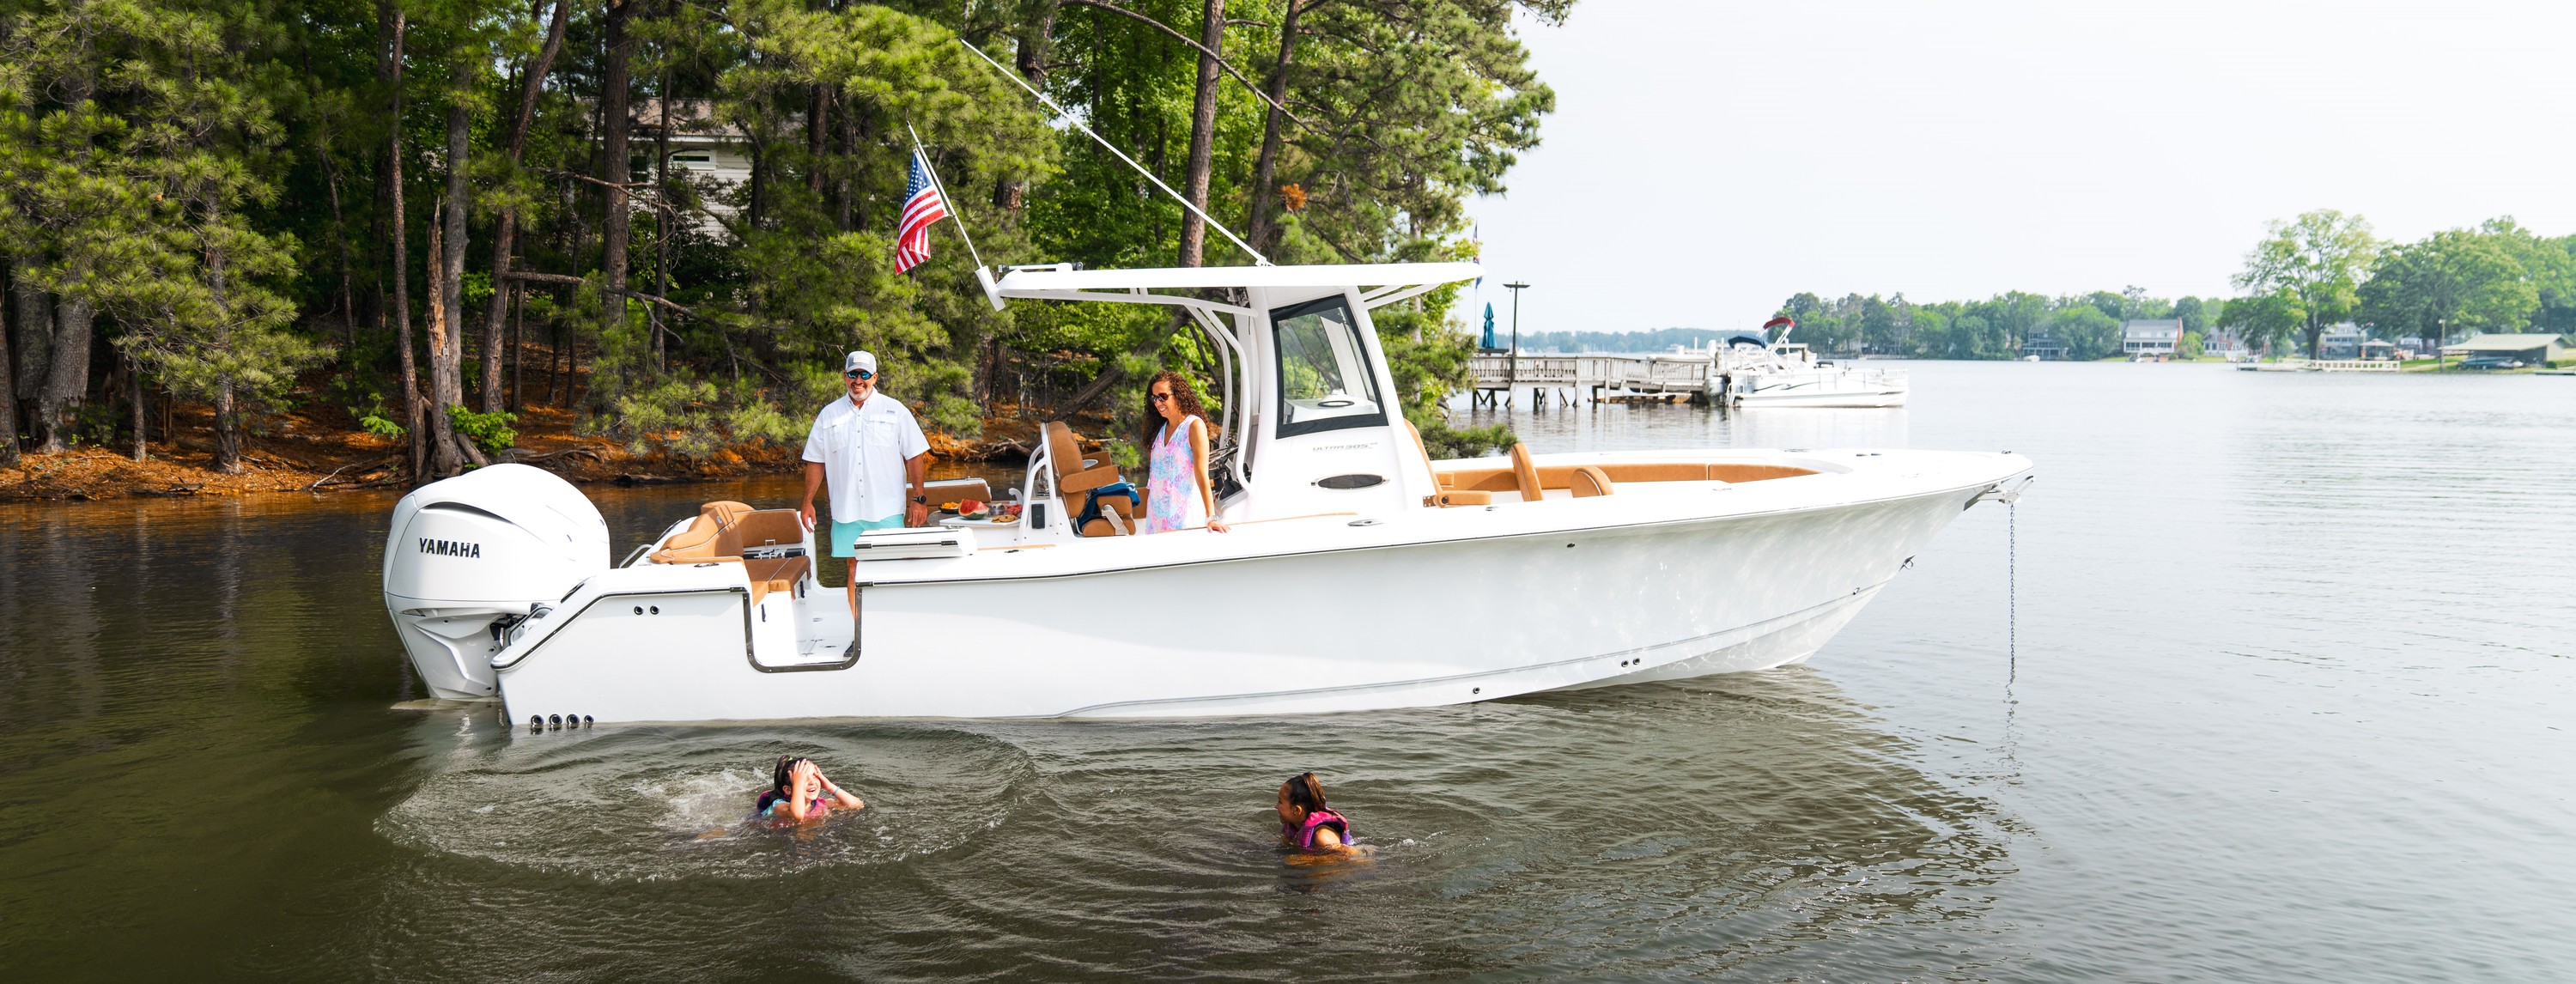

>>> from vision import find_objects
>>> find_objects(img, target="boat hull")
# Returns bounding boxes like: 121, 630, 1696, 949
489, 465, 2009, 723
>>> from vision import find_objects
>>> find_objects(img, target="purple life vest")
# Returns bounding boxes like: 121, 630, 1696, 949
1285, 808, 1352, 851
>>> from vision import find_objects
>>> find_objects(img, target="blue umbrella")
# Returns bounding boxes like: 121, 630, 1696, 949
1481, 303, 1497, 349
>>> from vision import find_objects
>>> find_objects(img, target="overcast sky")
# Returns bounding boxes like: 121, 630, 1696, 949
1457, 0, 2576, 336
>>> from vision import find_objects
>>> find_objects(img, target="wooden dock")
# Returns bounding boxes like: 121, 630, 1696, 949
1467, 353, 1712, 408
2237, 360, 2402, 373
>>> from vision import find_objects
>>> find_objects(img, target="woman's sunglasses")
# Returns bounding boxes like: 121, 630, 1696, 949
1150, 392, 1172, 403
845, 369, 874, 380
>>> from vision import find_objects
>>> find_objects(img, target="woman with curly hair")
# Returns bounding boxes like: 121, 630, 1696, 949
1138, 370, 1229, 533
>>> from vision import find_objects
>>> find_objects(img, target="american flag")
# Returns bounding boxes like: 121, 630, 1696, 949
895, 149, 949, 274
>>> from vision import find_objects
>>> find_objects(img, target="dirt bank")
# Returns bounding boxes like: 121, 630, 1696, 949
0, 402, 1095, 503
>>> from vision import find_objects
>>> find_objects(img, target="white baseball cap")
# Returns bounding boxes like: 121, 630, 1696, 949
843, 350, 878, 375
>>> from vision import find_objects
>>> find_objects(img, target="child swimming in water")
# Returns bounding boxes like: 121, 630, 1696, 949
1277, 771, 1367, 861
757, 756, 864, 823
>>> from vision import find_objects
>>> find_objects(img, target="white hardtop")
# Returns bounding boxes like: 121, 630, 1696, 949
994, 261, 1480, 295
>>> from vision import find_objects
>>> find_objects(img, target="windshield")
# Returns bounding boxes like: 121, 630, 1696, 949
1271, 295, 1386, 437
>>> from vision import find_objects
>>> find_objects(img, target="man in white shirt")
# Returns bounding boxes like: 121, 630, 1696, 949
799, 350, 932, 638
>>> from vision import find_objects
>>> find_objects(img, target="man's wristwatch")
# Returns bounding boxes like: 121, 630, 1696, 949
911, 495, 927, 504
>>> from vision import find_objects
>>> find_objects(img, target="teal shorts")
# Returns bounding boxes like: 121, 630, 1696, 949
829, 514, 908, 556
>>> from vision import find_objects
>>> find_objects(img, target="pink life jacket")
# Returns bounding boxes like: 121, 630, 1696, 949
1285, 808, 1352, 852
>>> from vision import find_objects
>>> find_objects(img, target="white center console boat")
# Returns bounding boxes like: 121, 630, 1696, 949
382, 262, 2027, 724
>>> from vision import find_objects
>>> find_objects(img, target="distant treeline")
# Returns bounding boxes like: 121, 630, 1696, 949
1521, 214, 2576, 361
1511, 294, 2221, 361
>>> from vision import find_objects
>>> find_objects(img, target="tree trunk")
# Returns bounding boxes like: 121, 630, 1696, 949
7, 260, 44, 464
207, 246, 240, 475
212, 379, 240, 473
0, 274, 16, 468
128, 353, 144, 462
425, 200, 464, 476
439, 104, 470, 411
1243, 0, 1304, 255
599, 0, 635, 349
653, 70, 672, 372
319, 131, 359, 364
806, 82, 828, 194
483, 0, 570, 413
9, 262, 46, 406
996, 9, 1055, 213
1174, 0, 1226, 268
37, 296, 93, 453
382, 5, 423, 479
509, 284, 524, 412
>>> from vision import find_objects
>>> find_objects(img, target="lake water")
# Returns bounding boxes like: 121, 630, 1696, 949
3, 362, 2572, 981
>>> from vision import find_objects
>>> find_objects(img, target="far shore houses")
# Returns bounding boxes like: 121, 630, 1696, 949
2122, 319, 2181, 360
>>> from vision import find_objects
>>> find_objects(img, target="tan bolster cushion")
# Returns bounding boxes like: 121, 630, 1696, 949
1600, 463, 1709, 483
1571, 465, 1614, 498
1441, 468, 1519, 493
1708, 464, 1817, 483
650, 514, 732, 563
1430, 490, 1493, 507
1060, 462, 1121, 495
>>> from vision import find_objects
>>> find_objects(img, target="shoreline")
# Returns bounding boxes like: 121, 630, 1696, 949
0, 402, 1077, 504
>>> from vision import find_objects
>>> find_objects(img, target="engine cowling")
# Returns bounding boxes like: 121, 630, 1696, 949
382, 464, 609, 699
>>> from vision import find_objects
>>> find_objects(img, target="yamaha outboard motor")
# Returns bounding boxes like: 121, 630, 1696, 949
382, 465, 610, 699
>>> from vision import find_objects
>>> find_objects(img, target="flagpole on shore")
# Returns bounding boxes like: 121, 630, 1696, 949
906, 124, 986, 272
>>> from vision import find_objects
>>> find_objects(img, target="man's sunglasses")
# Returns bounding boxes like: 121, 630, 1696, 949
845, 369, 874, 380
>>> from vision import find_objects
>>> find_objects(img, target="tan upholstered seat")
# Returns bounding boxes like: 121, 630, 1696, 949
650, 501, 817, 604
1043, 421, 1139, 536
1043, 422, 1121, 495
1508, 441, 1545, 503
651, 501, 755, 564
1078, 494, 1140, 537
1407, 420, 1493, 507
1570, 465, 1615, 498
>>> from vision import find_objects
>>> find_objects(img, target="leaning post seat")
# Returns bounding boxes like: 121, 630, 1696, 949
1043, 421, 1139, 536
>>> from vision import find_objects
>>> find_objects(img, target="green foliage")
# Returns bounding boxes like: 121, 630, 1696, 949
2178, 331, 2204, 360
444, 405, 517, 454
2356, 227, 2537, 349
2218, 289, 2304, 356
2, 0, 1564, 468
2233, 210, 2379, 355
2046, 305, 2122, 361
68, 402, 121, 447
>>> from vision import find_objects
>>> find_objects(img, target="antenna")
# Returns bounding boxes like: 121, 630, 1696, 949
958, 39, 1271, 266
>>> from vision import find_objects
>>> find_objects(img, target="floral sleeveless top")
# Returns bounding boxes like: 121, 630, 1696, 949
1145, 416, 1207, 533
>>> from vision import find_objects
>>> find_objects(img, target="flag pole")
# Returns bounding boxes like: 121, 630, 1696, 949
957, 39, 1271, 266
906, 124, 986, 272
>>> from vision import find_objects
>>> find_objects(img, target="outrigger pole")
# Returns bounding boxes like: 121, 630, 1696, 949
957, 38, 1273, 266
